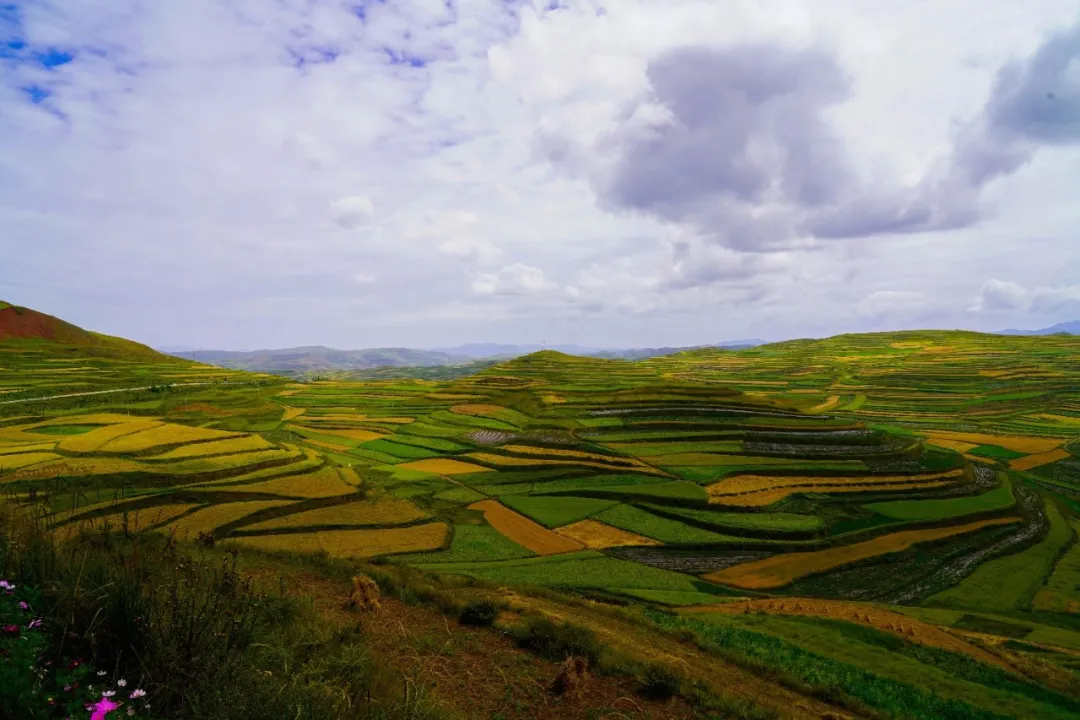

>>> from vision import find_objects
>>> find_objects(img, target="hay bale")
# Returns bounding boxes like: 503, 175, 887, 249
551, 656, 589, 697
344, 574, 381, 612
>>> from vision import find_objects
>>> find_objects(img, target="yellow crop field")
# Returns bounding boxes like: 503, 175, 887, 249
1010, 449, 1072, 471
148, 435, 273, 460
706, 517, 1019, 589
500, 444, 645, 465
398, 458, 489, 475
100, 423, 242, 453
281, 406, 306, 421
220, 468, 357, 498
718, 480, 957, 507
924, 431, 1063, 454
54, 503, 198, 540
242, 497, 427, 532
225, 523, 448, 559
425, 393, 487, 401
450, 404, 506, 416
59, 420, 163, 453
163, 500, 295, 538
925, 438, 980, 454
0, 441, 58, 455
469, 500, 583, 555
0, 452, 64, 474
162, 448, 298, 474
299, 438, 352, 453
1035, 413, 1080, 426
338, 466, 363, 486
555, 519, 662, 549
808, 395, 841, 413
638, 453, 791, 466
708, 469, 964, 499
310, 428, 385, 442
469, 452, 666, 475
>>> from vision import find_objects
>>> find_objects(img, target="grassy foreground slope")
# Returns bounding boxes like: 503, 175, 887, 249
3, 315, 1080, 719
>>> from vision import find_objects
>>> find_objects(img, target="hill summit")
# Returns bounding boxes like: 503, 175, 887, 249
0, 301, 170, 360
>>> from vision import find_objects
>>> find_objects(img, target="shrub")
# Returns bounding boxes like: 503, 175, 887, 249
458, 599, 498, 627
638, 662, 682, 700
511, 616, 602, 664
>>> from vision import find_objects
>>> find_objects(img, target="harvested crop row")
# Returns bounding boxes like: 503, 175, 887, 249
555, 519, 662, 549
710, 480, 961, 507
58, 420, 162, 453
147, 435, 273, 460
242, 497, 428, 531
706, 517, 1020, 589
468, 499, 584, 555
225, 522, 448, 559
708, 469, 965, 499
468, 452, 667, 475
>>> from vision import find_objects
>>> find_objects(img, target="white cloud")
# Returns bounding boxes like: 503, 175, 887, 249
330, 196, 375, 229
353, 273, 376, 284
471, 263, 554, 296
0, 1, 1077, 348
858, 290, 928, 318
970, 278, 1080, 312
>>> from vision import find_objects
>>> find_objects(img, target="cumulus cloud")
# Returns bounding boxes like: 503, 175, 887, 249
471, 263, 554, 296
330, 196, 375, 229
970, 279, 1080, 312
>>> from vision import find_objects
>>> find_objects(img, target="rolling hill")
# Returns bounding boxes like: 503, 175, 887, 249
0, 301, 173, 361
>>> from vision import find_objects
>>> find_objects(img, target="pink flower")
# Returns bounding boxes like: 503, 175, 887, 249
90, 697, 119, 720
129, 689, 146, 699
18, 601, 28, 610
1, 624, 19, 636
27, 618, 42, 629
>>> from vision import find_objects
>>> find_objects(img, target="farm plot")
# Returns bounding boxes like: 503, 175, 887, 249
202, 467, 357, 498
98, 422, 242, 453
396, 458, 489, 475
554, 519, 662, 549
644, 505, 826, 535
225, 523, 448, 559
403, 524, 535, 564
162, 500, 296, 539
706, 470, 966, 507
146, 435, 274, 460
864, 482, 1015, 522
1033, 520, 1080, 613
928, 498, 1073, 612
707, 517, 1021, 590
55, 503, 198, 539
593, 504, 739, 545
241, 497, 427, 531
467, 499, 583, 555
57, 420, 163, 453
497, 494, 617, 527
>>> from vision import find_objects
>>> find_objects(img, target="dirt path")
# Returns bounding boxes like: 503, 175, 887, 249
681, 598, 1015, 672
0, 382, 221, 405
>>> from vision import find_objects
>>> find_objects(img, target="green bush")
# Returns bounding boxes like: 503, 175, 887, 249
638, 662, 682, 700
458, 600, 498, 627
511, 616, 602, 664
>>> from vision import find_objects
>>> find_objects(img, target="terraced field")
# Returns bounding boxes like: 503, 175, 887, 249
4, 326, 1080, 720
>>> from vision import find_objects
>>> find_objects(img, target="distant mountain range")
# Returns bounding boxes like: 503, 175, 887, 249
162, 339, 768, 376
997, 320, 1079, 336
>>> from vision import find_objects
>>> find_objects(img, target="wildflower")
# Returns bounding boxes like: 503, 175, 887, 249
28, 618, 42, 629
1, 624, 19, 636
97, 670, 107, 676
18, 601, 28, 610
0, 580, 13, 590
129, 689, 146, 699
90, 697, 119, 720
64, 685, 72, 693
103, 690, 117, 698
117, 679, 127, 687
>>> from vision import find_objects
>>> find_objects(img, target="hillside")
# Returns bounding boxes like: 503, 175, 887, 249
0, 301, 171, 361
2, 329, 1079, 720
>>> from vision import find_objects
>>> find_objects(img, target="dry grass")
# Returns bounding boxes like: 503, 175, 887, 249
217, 467, 358, 498
705, 517, 1020, 589
242, 497, 428, 531
162, 500, 296, 538
469, 499, 584, 555
59, 420, 163, 453
397, 458, 489, 475
224, 522, 449, 558
1010, 448, 1072, 471
924, 431, 1063, 454
100, 422, 242, 453
555, 519, 662, 549
148, 435, 273, 460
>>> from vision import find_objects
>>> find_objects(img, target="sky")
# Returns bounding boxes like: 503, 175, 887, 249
1, 0, 1079, 351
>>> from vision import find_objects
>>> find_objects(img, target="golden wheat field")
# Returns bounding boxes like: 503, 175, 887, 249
224, 522, 449, 558
555, 519, 662, 549
242, 497, 428, 532
209, 468, 357, 498
468, 500, 583, 555
58, 420, 163, 453
707, 469, 965, 500
397, 458, 489, 475
718, 480, 959, 507
55, 503, 198, 540
1010, 448, 1072, 471
924, 431, 1063, 454
162, 500, 296, 538
100, 423, 242, 453
467, 452, 667, 475
706, 517, 1020, 589
147, 435, 273, 460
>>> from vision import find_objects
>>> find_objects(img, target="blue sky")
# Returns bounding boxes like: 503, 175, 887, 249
1, 1, 1078, 350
